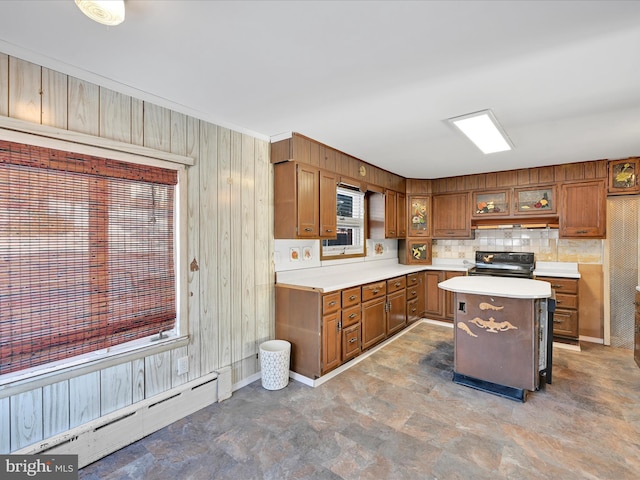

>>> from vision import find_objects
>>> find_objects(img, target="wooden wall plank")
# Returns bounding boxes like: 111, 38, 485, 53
8, 56, 41, 123
241, 134, 257, 362
231, 130, 243, 381
255, 138, 273, 342
67, 76, 99, 136
42, 380, 69, 438
144, 102, 171, 152
171, 111, 187, 156
41, 67, 67, 129
218, 126, 232, 370
99, 87, 131, 143
131, 97, 144, 146
145, 351, 171, 398
0, 396, 10, 453
69, 372, 100, 429
0, 53, 10, 116
199, 121, 218, 375
186, 116, 201, 380
10, 389, 43, 450
100, 363, 132, 415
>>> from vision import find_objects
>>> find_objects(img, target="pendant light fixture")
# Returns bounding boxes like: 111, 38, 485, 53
75, 0, 125, 26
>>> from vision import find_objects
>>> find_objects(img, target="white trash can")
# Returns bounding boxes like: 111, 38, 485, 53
259, 340, 291, 390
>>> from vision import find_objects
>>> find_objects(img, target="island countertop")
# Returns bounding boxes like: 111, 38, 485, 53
438, 275, 552, 299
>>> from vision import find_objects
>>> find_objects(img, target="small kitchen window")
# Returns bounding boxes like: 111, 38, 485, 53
321, 186, 365, 258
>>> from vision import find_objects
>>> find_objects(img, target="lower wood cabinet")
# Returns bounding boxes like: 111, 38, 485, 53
536, 276, 579, 341
424, 270, 465, 322
276, 274, 415, 379
406, 272, 425, 323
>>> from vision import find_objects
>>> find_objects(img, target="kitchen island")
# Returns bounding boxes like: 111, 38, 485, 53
438, 276, 553, 401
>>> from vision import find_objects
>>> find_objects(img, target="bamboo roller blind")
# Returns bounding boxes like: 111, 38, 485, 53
0, 140, 177, 375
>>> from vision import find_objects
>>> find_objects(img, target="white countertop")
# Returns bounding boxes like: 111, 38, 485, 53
534, 261, 581, 279
276, 259, 469, 293
438, 276, 552, 299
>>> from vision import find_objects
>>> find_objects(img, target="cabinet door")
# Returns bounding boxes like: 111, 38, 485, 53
444, 271, 465, 320
342, 323, 361, 362
384, 190, 398, 237
560, 180, 606, 238
408, 195, 430, 236
387, 289, 407, 336
297, 164, 319, 237
397, 192, 407, 237
514, 185, 556, 215
319, 170, 337, 238
322, 311, 341, 374
361, 297, 386, 349
432, 192, 472, 238
472, 190, 510, 218
424, 271, 444, 317
608, 157, 640, 195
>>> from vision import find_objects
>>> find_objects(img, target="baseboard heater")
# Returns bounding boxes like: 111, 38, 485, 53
16, 369, 229, 468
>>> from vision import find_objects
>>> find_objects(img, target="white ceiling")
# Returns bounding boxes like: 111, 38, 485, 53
1, 0, 640, 179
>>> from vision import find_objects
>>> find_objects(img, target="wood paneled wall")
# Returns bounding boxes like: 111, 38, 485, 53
0, 53, 274, 453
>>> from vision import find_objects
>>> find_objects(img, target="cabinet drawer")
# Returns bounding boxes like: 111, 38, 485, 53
342, 305, 361, 328
362, 281, 386, 301
342, 287, 361, 308
555, 293, 578, 310
553, 308, 579, 338
406, 284, 419, 300
322, 292, 341, 315
407, 298, 420, 319
387, 275, 406, 294
407, 273, 420, 287
538, 277, 578, 294
342, 323, 361, 362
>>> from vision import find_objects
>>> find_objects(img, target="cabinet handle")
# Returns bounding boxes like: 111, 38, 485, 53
389, 231, 395, 235
349, 337, 357, 344
410, 290, 416, 295
556, 300, 562, 304
349, 313, 357, 319
411, 307, 417, 313
394, 282, 401, 287
349, 295, 357, 301
325, 229, 334, 233
373, 289, 379, 294
304, 227, 313, 232
551, 284, 563, 289
576, 230, 588, 234
329, 301, 337, 306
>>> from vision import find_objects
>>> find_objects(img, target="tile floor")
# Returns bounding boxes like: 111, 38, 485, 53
79, 322, 640, 479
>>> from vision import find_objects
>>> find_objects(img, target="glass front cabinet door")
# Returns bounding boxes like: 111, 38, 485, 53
408, 195, 430, 236
514, 185, 557, 215
471, 190, 510, 218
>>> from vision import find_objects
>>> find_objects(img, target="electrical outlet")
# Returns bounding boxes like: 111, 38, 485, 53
177, 356, 189, 376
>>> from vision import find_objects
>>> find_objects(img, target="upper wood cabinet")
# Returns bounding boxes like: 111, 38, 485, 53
472, 189, 510, 218
514, 185, 557, 215
408, 195, 431, 236
559, 179, 606, 238
369, 189, 406, 239
432, 192, 472, 239
608, 157, 640, 195
274, 161, 337, 239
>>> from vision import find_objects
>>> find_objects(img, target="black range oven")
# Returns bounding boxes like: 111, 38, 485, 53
467, 251, 535, 279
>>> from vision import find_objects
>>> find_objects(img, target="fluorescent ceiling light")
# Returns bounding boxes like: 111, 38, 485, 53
449, 110, 513, 154
75, 0, 125, 26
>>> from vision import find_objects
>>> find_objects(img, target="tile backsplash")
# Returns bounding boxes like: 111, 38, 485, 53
432, 228, 603, 263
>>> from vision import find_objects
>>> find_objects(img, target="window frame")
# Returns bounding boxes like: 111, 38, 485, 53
0, 127, 189, 389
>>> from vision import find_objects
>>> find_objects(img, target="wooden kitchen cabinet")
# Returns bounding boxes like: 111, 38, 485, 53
406, 272, 425, 323
432, 192, 472, 239
397, 192, 407, 237
608, 157, 640, 195
424, 270, 465, 322
274, 161, 337, 239
559, 179, 606, 238
370, 189, 406, 239
361, 282, 387, 350
398, 238, 432, 265
537, 276, 579, 341
424, 270, 444, 318
322, 309, 342, 374
472, 189, 510, 218
386, 276, 407, 336
408, 195, 431, 236
514, 185, 557, 215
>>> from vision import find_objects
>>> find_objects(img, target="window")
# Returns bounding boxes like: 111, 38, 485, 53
0, 140, 178, 376
322, 186, 365, 258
